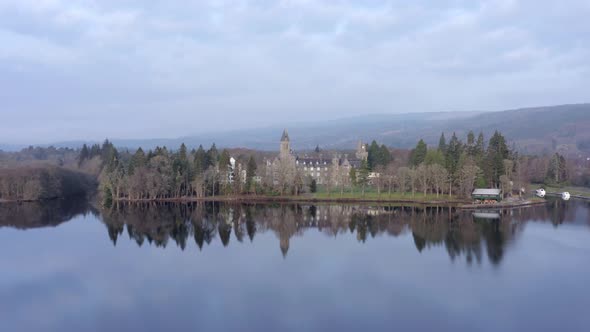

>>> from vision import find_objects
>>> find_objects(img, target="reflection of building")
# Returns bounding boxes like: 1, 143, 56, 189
472, 189, 503, 202
97, 200, 589, 264
266, 130, 368, 185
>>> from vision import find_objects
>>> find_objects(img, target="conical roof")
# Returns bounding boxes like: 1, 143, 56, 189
281, 129, 290, 142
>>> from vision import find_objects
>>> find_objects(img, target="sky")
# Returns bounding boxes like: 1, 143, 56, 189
0, 0, 589, 144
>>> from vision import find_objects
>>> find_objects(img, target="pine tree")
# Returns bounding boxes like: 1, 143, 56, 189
438, 133, 447, 153
380, 144, 392, 166
193, 145, 207, 175
475, 132, 485, 158
445, 132, 463, 182
546, 153, 567, 184
128, 147, 146, 175
467, 130, 475, 146
246, 155, 257, 193
367, 140, 380, 170
410, 139, 428, 166
485, 131, 510, 187
78, 144, 89, 166
358, 159, 370, 196
206, 143, 219, 169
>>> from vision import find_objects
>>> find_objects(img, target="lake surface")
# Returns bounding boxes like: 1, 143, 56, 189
1, 198, 590, 332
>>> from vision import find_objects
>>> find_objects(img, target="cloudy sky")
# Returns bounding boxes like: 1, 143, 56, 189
1, 0, 589, 144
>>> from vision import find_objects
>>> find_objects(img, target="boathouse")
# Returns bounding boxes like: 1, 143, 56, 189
472, 189, 502, 202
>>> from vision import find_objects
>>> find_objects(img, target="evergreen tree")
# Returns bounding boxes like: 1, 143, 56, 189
309, 179, 317, 193
467, 130, 475, 146
206, 143, 219, 168
475, 132, 485, 158
349, 168, 357, 186
358, 159, 370, 196
367, 140, 380, 170
445, 132, 463, 178
79, 144, 89, 166
193, 145, 207, 175
246, 155, 258, 192
218, 149, 231, 194
546, 153, 568, 184
438, 133, 447, 153
410, 139, 428, 166
367, 141, 392, 169
380, 144, 392, 166
128, 147, 146, 175
314, 145, 321, 153
424, 149, 445, 166
485, 131, 510, 187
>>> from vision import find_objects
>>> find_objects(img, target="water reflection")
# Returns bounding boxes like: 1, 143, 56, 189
3, 198, 588, 266
0, 197, 97, 229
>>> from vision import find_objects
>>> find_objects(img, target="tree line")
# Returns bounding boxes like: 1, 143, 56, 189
0, 166, 96, 201
92, 129, 583, 202
90, 140, 262, 202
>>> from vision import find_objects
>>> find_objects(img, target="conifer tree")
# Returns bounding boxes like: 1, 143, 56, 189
358, 159, 370, 196
193, 145, 207, 175
206, 143, 219, 168
410, 139, 428, 166
445, 133, 463, 176
484, 131, 510, 187
79, 144, 89, 166
246, 155, 258, 193
438, 133, 447, 153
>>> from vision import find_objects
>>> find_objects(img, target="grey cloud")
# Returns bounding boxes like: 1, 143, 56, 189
0, 0, 589, 144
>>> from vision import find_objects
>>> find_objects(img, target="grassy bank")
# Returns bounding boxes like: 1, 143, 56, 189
311, 191, 463, 202
537, 185, 590, 199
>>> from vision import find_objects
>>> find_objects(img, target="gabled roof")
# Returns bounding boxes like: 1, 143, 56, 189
472, 189, 502, 195
281, 129, 290, 142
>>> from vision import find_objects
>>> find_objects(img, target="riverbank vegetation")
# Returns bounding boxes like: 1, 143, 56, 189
0, 166, 96, 201
90, 130, 540, 203
1, 130, 587, 204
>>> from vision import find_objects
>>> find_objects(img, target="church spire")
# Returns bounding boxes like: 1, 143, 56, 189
281, 129, 290, 142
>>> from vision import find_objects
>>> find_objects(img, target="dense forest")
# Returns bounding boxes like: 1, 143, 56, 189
93, 130, 587, 202
0, 166, 96, 201
1, 129, 587, 203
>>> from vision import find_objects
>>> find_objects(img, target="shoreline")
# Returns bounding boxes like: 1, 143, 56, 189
110, 196, 466, 206
458, 200, 547, 210
0, 195, 566, 209
103, 195, 549, 209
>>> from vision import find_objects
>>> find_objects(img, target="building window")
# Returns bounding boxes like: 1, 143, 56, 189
324, 167, 328, 171
304, 167, 307, 171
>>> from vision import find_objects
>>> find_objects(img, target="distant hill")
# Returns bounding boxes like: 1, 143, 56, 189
13, 103, 590, 157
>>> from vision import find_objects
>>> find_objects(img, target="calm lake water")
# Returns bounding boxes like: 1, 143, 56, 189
1, 198, 590, 332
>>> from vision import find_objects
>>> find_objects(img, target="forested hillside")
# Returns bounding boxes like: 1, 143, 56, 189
29, 103, 589, 157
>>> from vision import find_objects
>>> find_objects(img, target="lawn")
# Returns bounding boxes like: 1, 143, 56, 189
541, 185, 590, 198
312, 188, 462, 202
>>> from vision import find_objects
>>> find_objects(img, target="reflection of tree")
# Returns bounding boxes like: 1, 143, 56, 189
0, 197, 94, 229
412, 233, 426, 252
92, 199, 589, 265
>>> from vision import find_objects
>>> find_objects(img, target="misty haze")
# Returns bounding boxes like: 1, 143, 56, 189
1, 1, 589, 332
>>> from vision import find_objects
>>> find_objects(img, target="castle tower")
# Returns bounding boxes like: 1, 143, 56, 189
356, 140, 368, 160
280, 129, 291, 159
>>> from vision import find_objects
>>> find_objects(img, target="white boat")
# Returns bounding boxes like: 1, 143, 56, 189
536, 188, 546, 198
562, 192, 571, 201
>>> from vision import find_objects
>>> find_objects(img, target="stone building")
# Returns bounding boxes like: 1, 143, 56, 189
266, 129, 368, 186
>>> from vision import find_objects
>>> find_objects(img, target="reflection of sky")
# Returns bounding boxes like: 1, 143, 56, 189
1, 209, 590, 331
